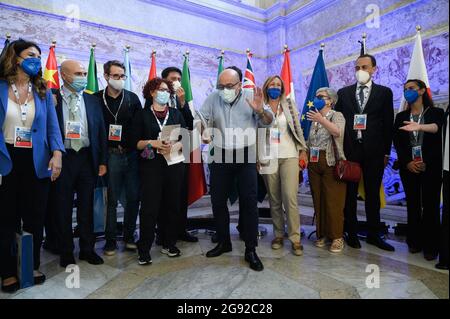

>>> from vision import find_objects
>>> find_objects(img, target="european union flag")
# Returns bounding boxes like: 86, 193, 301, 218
300, 49, 329, 140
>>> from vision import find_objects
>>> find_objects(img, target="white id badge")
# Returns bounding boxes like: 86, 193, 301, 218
310, 147, 320, 163
65, 121, 82, 140
412, 145, 423, 162
109, 124, 122, 142
270, 128, 281, 144
354, 114, 367, 130
14, 126, 32, 148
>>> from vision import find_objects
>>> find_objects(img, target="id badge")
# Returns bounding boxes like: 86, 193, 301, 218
310, 147, 320, 163
66, 121, 81, 140
354, 114, 367, 130
270, 128, 281, 144
14, 126, 32, 148
412, 145, 423, 162
108, 124, 122, 142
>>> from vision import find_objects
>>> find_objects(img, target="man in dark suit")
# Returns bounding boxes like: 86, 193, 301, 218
335, 54, 395, 252
437, 106, 449, 270
146, 67, 198, 245
54, 60, 108, 267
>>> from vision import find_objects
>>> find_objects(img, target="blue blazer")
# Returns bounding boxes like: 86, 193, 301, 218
0, 80, 65, 179
53, 89, 107, 173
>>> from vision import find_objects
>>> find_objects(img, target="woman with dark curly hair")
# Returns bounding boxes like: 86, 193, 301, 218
0, 39, 64, 293
131, 77, 187, 265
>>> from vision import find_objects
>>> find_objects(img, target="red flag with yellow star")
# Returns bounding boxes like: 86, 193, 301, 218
44, 45, 60, 89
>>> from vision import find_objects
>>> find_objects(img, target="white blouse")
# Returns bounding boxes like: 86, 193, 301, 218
2, 98, 36, 144
276, 111, 298, 159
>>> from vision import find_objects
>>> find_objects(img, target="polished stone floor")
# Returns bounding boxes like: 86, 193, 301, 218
1, 221, 448, 299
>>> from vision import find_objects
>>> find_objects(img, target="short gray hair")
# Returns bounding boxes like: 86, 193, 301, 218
316, 87, 338, 106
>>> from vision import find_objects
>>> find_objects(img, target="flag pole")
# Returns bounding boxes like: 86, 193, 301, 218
6, 33, 11, 41
416, 25, 422, 33
51, 39, 56, 48
362, 33, 367, 54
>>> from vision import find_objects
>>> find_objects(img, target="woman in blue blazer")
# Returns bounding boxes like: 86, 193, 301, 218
0, 39, 64, 293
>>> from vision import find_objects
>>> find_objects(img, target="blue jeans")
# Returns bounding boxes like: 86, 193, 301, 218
105, 151, 140, 242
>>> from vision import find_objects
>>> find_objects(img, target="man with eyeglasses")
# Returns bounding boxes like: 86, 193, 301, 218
197, 68, 274, 271
95, 60, 142, 256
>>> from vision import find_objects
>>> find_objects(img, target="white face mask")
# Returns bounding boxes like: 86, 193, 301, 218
172, 80, 182, 92
355, 70, 371, 85
108, 79, 125, 91
219, 88, 237, 104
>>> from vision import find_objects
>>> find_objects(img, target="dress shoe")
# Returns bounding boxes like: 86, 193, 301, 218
79, 251, 104, 265
424, 253, 438, 261
1, 279, 19, 294
43, 241, 60, 255
60, 254, 76, 268
206, 242, 232, 258
179, 231, 198, 243
408, 246, 422, 254
344, 234, 361, 249
34, 272, 46, 285
435, 262, 449, 270
211, 233, 219, 244
366, 235, 395, 252
244, 250, 264, 271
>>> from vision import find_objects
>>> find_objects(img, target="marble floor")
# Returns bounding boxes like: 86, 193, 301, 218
1, 221, 448, 300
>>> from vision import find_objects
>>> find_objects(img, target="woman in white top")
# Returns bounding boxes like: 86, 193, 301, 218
306, 87, 346, 253
260, 75, 308, 256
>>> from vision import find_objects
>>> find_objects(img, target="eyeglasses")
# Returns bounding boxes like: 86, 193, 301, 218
158, 88, 170, 93
217, 82, 240, 90
109, 74, 128, 80
316, 95, 329, 100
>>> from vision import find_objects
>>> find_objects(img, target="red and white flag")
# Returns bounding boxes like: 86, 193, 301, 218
280, 46, 295, 102
400, 29, 431, 111
243, 49, 256, 91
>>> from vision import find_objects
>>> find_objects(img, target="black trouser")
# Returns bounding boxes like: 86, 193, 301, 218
55, 148, 96, 256
439, 170, 449, 265
344, 142, 385, 237
157, 163, 189, 241
399, 168, 442, 254
138, 156, 184, 255
209, 149, 259, 249
0, 144, 49, 279
44, 181, 59, 249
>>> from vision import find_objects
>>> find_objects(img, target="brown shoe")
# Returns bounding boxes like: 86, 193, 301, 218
292, 242, 304, 256
271, 237, 284, 250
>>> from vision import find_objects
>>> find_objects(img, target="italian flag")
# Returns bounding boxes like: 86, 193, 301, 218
85, 46, 99, 94
181, 53, 207, 205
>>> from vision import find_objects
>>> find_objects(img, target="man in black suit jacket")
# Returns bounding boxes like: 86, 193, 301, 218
53, 60, 108, 267
437, 106, 449, 270
335, 54, 395, 252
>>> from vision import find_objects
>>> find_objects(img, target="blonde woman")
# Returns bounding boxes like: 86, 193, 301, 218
260, 75, 308, 256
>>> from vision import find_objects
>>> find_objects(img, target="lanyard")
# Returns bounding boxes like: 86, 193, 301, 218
11, 82, 32, 125
60, 86, 82, 119
311, 110, 332, 147
103, 89, 125, 124
273, 103, 281, 127
151, 106, 170, 132
410, 107, 427, 142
